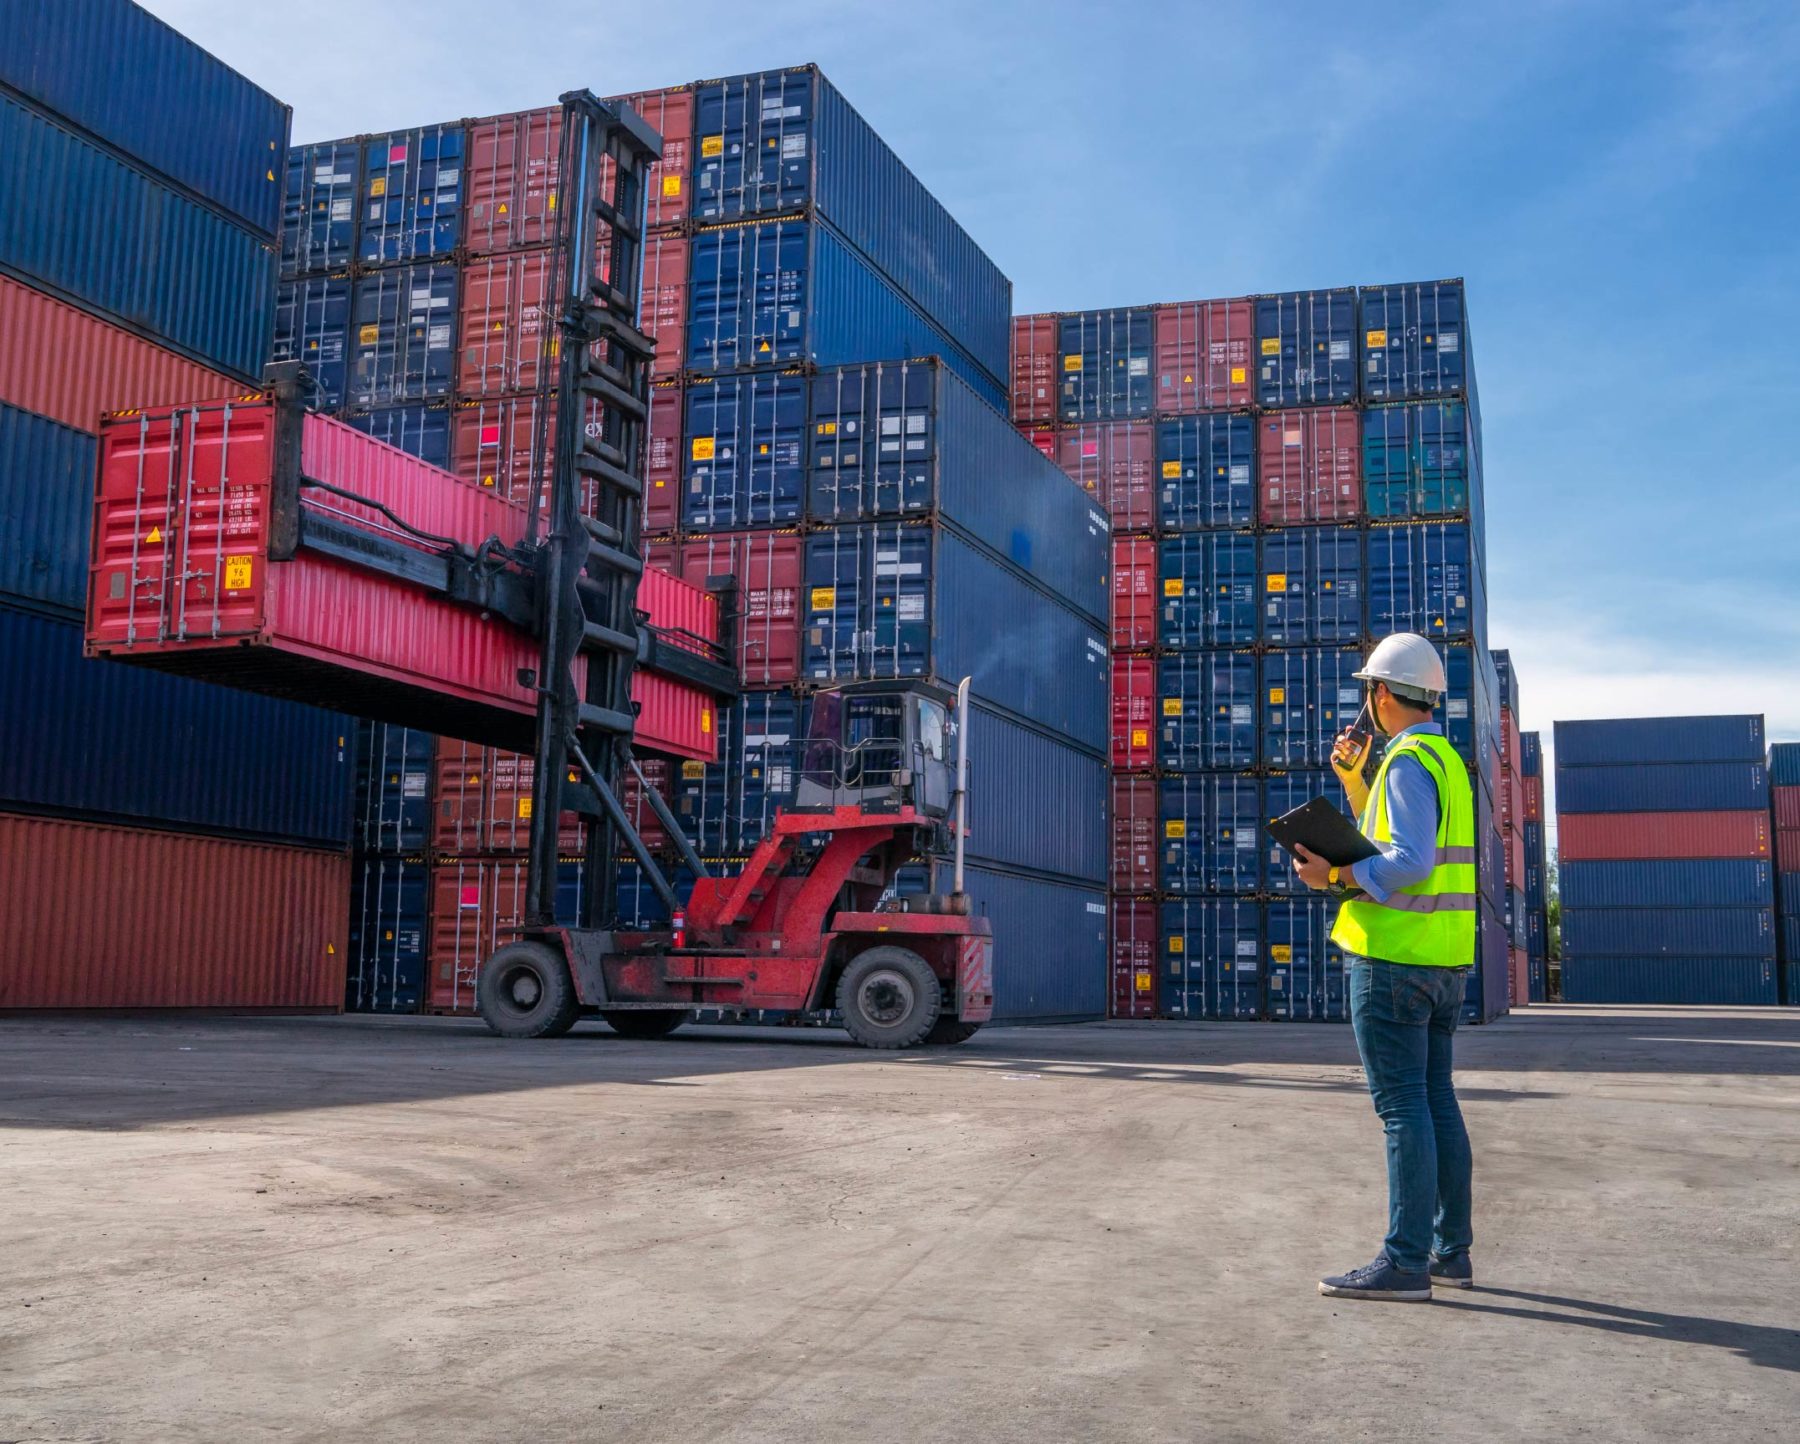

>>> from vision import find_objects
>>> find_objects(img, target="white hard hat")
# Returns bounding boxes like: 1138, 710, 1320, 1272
1355, 632, 1447, 704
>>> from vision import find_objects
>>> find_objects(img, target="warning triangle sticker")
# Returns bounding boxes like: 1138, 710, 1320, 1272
145, 525, 162, 543
758, 340, 771, 353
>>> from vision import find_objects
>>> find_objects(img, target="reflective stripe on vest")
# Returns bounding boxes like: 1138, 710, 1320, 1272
1330, 730, 1477, 968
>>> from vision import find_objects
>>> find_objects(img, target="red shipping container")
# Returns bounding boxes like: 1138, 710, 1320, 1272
601, 88, 694, 232
87, 400, 718, 761
428, 856, 530, 1013
1773, 785, 1800, 830
1011, 314, 1058, 424
1509, 946, 1530, 1009
1024, 427, 1056, 460
1111, 774, 1157, 894
1112, 536, 1156, 650
638, 230, 690, 380
622, 755, 674, 853
1153, 297, 1254, 413
1110, 898, 1159, 1019
1057, 422, 1154, 532
1112, 655, 1156, 772
1257, 407, 1360, 523
0, 273, 241, 434
672, 530, 803, 685
1779, 828, 1800, 872
1506, 823, 1527, 887
1523, 773, 1543, 822
433, 741, 583, 854
458, 249, 556, 397
1557, 810, 1770, 861
1501, 707, 1522, 778
0, 811, 347, 1009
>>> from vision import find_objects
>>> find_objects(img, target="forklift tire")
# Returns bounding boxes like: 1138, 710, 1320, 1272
601, 1010, 689, 1040
477, 942, 580, 1039
837, 946, 942, 1049
923, 1018, 982, 1047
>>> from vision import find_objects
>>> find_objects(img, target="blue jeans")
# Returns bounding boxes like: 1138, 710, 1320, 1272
1347, 956, 1474, 1274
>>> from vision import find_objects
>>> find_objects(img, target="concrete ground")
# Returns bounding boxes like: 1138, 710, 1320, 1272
3, 1007, 1797, 1443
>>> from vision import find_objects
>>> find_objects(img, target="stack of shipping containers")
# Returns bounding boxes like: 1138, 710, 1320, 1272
1767, 742, 1799, 1004
0, 1, 355, 1009
1014, 281, 1510, 1023
280, 65, 1112, 1022
1519, 730, 1552, 1001
1555, 716, 1779, 1005
1491, 650, 1534, 1006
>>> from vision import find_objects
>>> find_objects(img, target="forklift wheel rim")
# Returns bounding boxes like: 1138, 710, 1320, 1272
857, 968, 916, 1026
499, 961, 545, 1014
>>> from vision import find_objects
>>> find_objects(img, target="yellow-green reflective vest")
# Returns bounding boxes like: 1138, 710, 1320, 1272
1331, 730, 1477, 968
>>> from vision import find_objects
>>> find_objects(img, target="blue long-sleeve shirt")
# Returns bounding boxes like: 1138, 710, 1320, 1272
1349, 721, 1443, 903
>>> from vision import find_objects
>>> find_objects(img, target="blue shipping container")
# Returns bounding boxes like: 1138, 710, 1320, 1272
1561, 957, 1778, 1006
0, 401, 94, 614
0, 0, 290, 237
1554, 715, 1766, 767
349, 264, 457, 408
359, 125, 463, 265
1563, 907, 1775, 959
674, 691, 808, 855
962, 704, 1107, 884
1156, 412, 1256, 531
1255, 289, 1358, 407
615, 861, 701, 929
807, 358, 1109, 625
1524, 820, 1547, 911
1158, 651, 1258, 772
1555, 761, 1769, 814
273, 274, 351, 410
691, 66, 1011, 390
1261, 527, 1363, 645
1260, 646, 1363, 768
353, 722, 435, 854
1360, 280, 1470, 404
1463, 900, 1510, 1023
347, 405, 451, 471
1160, 774, 1261, 895
1058, 309, 1154, 422
1263, 771, 1354, 896
1492, 648, 1518, 717
1521, 730, 1542, 777
802, 522, 1109, 755
1770, 742, 1800, 786
1366, 521, 1482, 642
281, 141, 360, 278
683, 372, 808, 529
0, 605, 350, 846
1264, 897, 1350, 1021
1158, 532, 1259, 648
1560, 859, 1775, 910
1361, 401, 1478, 520
1780, 872, 1800, 917
347, 857, 428, 1014
686, 218, 1006, 412
1162, 899, 1262, 1020
0, 92, 276, 381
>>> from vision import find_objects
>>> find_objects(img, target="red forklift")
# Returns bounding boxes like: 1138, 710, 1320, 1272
462, 93, 993, 1046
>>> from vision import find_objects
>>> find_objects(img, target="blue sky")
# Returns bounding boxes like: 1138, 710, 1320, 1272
146, 0, 1800, 784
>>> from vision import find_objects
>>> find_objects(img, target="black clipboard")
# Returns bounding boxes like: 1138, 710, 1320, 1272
1266, 797, 1378, 868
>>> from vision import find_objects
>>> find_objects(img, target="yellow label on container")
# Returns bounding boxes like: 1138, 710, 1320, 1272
1230, 366, 1246, 384
1367, 329, 1387, 348
359, 324, 379, 346
682, 761, 706, 779
690, 436, 715, 460
1161, 460, 1181, 479
369, 177, 387, 198
1062, 354, 1083, 371
1135, 971, 1152, 993
662, 175, 682, 197
700, 135, 724, 157
223, 555, 253, 590
1169, 936, 1185, 954
810, 586, 836, 611
1266, 572, 1288, 592
145, 525, 162, 544
517, 799, 533, 819
1269, 687, 1286, 705
1130, 728, 1148, 748
497, 202, 509, 215
817, 421, 837, 435
1260, 337, 1280, 355
1162, 698, 1182, 717
1163, 578, 1183, 597
1271, 944, 1292, 964
1164, 820, 1186, 839
701, 708, 712, 734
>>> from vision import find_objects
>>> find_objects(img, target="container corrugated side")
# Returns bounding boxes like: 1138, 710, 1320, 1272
1559, 859, 1775, 909
1556, 810, 1770, 861
949, 862, 1107, 1023
0, 93, 275, 381
963, 705, 1106, 884
1770, 742, 1800, 786
0, 0, 290, 237
0, 274, 243, 434
1562, 906, 1776, 958
0, 402, 94, 613
1, 604, 350, 845
1560, 957, 1778, 1006
692, 66, 1011, 390
0, 811, 347, 1009
807, 358, 1110, 625
1554, 715, 1766, 766
1556, 761, 1770, 814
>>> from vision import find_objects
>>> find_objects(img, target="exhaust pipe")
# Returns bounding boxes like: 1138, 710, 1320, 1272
953, 675, 971, 900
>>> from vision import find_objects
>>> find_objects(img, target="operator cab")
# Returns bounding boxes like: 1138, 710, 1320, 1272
793, 681, 959, 819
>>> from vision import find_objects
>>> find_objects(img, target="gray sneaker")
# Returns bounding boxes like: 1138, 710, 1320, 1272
1318, 1255, 1433, 1302
1429, 1253, 1474, 1289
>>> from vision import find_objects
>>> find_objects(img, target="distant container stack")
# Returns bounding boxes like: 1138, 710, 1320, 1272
281, 65, 1109, 1023
1556, 716, 1778, 1005
1519, 729, 1551, 1001
1770, 741, 1800, 1005
1490, 650, 1536, 1007
1014, 280, 1510, 1023
0, 0, 355, 1011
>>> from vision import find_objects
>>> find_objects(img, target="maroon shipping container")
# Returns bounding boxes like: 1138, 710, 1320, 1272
1557, 810, 1771, 861
1773, 785, 1800, 830
1509, 945, 1529, 1009
1112, 536, 1155, 650
639, 230, 690, 380
1110, 899, 1159, 1019
432, 741, 584, 854
458, 249, 555, 398
1056, 422, 1154, 532
0, 811, 348, 1009
1153, 297, 1254, 413
428, 856, 530, 1013
1257, 407, 1360, 524
1023, 427, 1056, 460
622, 756, 674, 853
1778, 828, 1800, 871
1506, 823, 1526, 887
1011, 314, 1058, 424
0, 273, 241, 435
1523, 773, 1543, 822
671, 530, 803, 686
1111, 774, 1156, 894
602, 88, 694, 231
1112, 655, 1155, 772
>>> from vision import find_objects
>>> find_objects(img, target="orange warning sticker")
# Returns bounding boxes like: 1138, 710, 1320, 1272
223, 555, 253, 590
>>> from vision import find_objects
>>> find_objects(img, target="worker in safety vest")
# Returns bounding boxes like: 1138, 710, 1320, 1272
1290, 632, 1477, 1303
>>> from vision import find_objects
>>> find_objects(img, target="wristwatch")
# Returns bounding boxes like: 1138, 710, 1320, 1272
1327, 866, 1342, 887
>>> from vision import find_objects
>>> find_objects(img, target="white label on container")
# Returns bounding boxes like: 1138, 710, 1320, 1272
1329, 340, 1351, 361
1229, 464, 1249, 486
438, 167, 460, 187
1339, 688, 1361, 705
1439, 330, 1460, 353
765, 766, 791, 791
781, 135, 807, 160
1448, 699, 1470, 718
1236, 834, 1256, 849
1455, 595, 1466, 608
313, 166, 342, 184
786, 309, 801, 328
1087, 902, 1108, 916
1089, 508, 1108, 531
428, 324, 451, 347
401, 772, 428, 797
1087, 636, 1107, 658
1128, 356, 1149, 376
1236, 940, 1257, 957
1230, 705, 1253, 725
906, 415, 926, 434
880, 417, 902, 435
897, 595, 925, 621
330, 198, 353, 221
